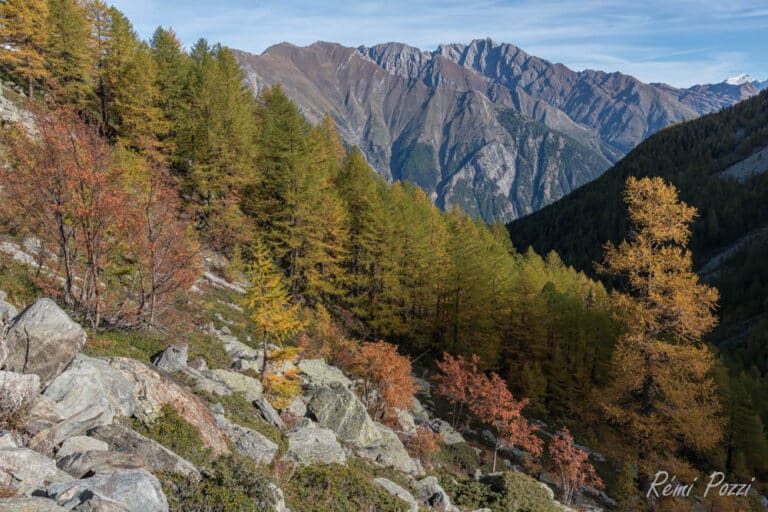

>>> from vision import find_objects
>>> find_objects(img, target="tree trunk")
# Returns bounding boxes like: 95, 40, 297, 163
261, 331, 269, 379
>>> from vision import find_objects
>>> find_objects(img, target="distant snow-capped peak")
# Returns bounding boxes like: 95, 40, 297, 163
724, 74, 756, 85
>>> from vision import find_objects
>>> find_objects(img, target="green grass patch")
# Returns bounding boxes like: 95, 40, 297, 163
84, 330, 167, 362
0, 256, 43, 307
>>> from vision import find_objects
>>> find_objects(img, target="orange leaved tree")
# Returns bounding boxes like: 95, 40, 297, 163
432, 352, 484, 430
548, 427, 604, 506
351, 341, 417, 423
471, 371, 542, 472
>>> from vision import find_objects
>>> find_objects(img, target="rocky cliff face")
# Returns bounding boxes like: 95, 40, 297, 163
235, 39, 755, 223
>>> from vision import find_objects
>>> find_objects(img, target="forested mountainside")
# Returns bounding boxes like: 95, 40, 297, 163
235, 38, 758, 223
1, 1, 767, 510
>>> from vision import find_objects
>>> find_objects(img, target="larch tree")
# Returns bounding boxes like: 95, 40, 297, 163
599, 176, 722, 479
46, 0, 94, 104
242, 240, 304, 378
0, 0, 49, 98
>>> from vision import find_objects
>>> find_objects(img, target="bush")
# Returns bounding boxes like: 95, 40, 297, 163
285, 463, 407, 512
160, 454, 273, 512
434, 442, 482, 477
482, 471, 560, 512
262, 369, 302, 410
131, 405, 213, 466
0, 373, 39, 431
438, 472, 501, 511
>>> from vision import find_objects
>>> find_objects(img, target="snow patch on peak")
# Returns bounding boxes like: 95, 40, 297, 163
724, 74, 755, 85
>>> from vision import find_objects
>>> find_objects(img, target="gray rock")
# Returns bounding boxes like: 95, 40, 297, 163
0, 430, 20, 448
231, 358, 263, 373
151, 344, 188, 372
254, 397, 284, 429
0, 497, 68, 511
40, 356, 137, 446
207, 369, 263, 402
297, 359, 352, 387
87, 424, 199, 478
358, 423, 420, 475
411, 398, 430, 424
217, 333, 259, 359
0, 447, 72, 495
46, 469, 168, 512
0, 299, 17, 325
413, 476, 459, 511
428, 419, 465, 445
3, 298, 87, 387
268, 483, 289, 512
307, 383, 380, 447
373, 478, 419, 512
57, 451, 145, 478
214, 414, 278, 465
0, 290, 6, 301
284, 423, 346, 466
285, 396, 307, 417
56, 436, 108, 459
395, 408, 417, 434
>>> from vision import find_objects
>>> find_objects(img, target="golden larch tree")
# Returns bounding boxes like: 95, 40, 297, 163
599, 176, 722, 482
0, 0, 49, 98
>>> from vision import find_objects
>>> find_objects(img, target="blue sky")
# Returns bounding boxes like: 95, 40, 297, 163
111, 0, 768, 88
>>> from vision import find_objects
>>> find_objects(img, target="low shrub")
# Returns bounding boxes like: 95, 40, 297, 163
434, 442, 482, 477
483, 471, 560, 512
131, 405, 213, 466
285, 463, 407, 512
160, 454, 273, 512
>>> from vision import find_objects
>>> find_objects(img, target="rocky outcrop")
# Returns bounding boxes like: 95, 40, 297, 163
374, 477, 419, 512
297, 359, 352, 387
2, 299, 87, 387
412, 475, 460, 511
39, 355, 228, 455
284, 422, 346, 466
358, 423, 420, 475
151, 344, 189, 372
46, 469, 168, 512
214, 414, 278, 465
307, 383, 380, 448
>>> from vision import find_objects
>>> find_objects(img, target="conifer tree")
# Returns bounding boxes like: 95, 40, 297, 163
46, 0, 94, 103
0, 0, 49, 98
85, 0, 112, 125
150, 27, 189, 156
242, 240, 304, 378
599, 176, 722, 478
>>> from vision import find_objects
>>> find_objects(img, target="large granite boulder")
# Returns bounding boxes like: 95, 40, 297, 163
428, 418, 465, 445
254, 396, 284, 429
358, 423, 420, 475
56, 450, 146, 478
374, 478, 419, 512
39, 355, 228, 455
297, 359, 352, 387
284, 422, 346, 466
307, 383, 380, 448
0, 497, 67, 511
0, 298, 17, 326
214, 414, 277, 465
0, 447, 72, 495
2, 299, 87, 387
46, 469, 168, 512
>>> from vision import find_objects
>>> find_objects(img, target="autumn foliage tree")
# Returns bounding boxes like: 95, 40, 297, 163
432, 352, 483, 430
351, 341, 417, 423
548, 427, 603, 506
599, 176, 722, 479
471, 371, 542, 472
0, 0, 49, 98
119, 165, 199, 329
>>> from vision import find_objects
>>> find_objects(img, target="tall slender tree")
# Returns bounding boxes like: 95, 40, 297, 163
0, 0, 49, 98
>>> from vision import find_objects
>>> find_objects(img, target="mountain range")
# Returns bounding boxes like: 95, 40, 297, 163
234, 39, 762, 222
